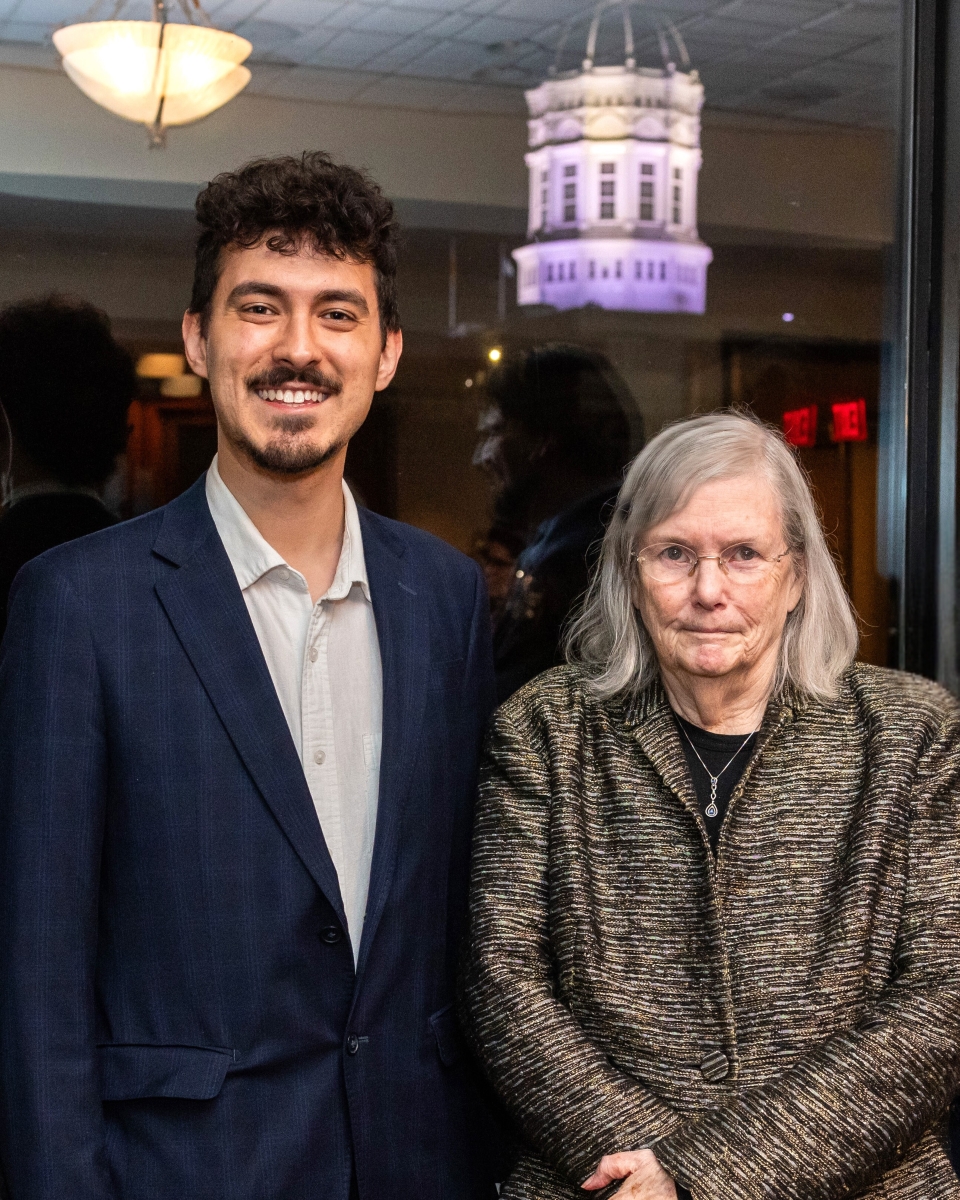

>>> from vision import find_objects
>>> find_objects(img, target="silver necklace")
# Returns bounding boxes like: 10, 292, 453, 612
677, 720, 758, 819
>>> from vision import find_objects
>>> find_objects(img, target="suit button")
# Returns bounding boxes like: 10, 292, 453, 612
700, 1050, 729, 1082
346, 1034, 360, 1055
320, 926, 342, 945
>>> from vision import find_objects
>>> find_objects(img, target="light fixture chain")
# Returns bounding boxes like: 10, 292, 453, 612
177, 0, 214, 26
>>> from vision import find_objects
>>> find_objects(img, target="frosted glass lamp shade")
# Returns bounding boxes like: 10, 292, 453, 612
53, 21, 252, 127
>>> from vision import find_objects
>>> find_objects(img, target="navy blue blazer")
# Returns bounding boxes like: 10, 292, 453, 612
0, 477, 498, 1200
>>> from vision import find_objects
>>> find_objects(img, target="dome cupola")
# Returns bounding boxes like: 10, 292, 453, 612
513, 0, 712, 314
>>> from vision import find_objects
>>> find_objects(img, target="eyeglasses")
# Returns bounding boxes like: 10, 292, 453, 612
637, 542, 791, 585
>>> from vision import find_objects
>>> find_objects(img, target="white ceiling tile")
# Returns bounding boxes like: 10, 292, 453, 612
356, 71, 526, 110
398, 36, 492, 75
250, 0, 347, 23
247, 62, 377, 99
803, 5, 900, 35
460, 0, 515, 12
0, 21, 48, 42
232, 19, 311, 55
351, 5, 445, 33
683, 16, 787, 45
314, 2, 382, 29
206, 0, 275, 23
722, 1, 846, 26
492, 0, 592, 17
11, 0, 114, 18
453, 13, 549, 43
415, 12, 484, 36
357, 31, 441, 68
307, 27, 401, 66
385, 0, 471, 10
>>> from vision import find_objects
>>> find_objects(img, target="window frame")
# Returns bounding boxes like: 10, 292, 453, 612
883, 0, 960, 685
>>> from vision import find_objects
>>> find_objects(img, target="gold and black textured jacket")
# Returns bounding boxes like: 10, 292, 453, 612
460, 663, 960, 1200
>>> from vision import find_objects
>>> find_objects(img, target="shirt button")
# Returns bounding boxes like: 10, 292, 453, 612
308, 647, 319, 663
277, 568, 290, 581
346, 1034, 360, 1055
320, 926, 342, 945
314, 750, 325, 765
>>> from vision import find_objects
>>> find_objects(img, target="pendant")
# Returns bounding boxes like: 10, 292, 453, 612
706, 775, 719, 819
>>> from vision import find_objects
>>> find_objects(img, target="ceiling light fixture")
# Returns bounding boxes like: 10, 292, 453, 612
54, 0, 252, 148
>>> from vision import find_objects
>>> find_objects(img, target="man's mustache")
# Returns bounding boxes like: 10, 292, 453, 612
246, 366, 343, 395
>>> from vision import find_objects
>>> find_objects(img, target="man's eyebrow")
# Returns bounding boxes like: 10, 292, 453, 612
225, 282, 370, 315
225, 281, 285, 305
315, 288, 369, 314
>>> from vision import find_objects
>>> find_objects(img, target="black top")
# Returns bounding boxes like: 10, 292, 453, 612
675, 714, 758, 852
0, 492, 117, 633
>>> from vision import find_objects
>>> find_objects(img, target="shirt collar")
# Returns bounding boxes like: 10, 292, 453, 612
205, 454, 370, 602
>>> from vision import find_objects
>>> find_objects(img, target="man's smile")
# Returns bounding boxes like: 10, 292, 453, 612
255, 385, 328, 406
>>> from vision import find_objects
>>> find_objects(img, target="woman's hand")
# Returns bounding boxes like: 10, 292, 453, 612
582, 1149, 678, 1198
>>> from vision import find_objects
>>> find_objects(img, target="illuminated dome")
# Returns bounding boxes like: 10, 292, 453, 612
513, 1, 712, 314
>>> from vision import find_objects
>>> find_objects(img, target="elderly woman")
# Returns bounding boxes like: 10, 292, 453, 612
460, 411, 960, 1200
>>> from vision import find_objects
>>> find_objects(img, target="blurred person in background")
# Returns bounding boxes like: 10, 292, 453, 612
472, 525, 526, 624
474, 344, 641, 702
0, 295, 134, 631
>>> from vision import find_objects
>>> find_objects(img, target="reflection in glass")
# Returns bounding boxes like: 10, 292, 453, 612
474, 344, 642, 702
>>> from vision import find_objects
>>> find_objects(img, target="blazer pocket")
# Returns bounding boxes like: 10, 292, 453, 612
98, 1043, 234, 1101
429, 1004, 463, 1067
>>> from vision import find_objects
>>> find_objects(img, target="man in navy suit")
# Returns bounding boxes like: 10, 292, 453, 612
0, 152, 498, 1200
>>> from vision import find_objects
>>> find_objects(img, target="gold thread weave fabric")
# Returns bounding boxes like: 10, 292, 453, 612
459, 663, 960, 1200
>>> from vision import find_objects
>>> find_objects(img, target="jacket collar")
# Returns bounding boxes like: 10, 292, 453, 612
620, 675, 806, 729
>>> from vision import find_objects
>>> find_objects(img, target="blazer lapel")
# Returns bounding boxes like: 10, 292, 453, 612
629, 690, 701, 816
152, 479, 347, 925
354, 509, 429, 979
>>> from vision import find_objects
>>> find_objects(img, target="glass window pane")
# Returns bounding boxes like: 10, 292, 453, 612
369, 0, 907, 700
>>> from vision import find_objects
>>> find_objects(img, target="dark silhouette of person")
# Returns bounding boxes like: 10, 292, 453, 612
0, 296, 135, 632
474, 344, 641, 702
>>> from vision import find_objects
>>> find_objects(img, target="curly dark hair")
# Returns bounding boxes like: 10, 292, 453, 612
0, 295, 134, 487
190, 151, 400, 339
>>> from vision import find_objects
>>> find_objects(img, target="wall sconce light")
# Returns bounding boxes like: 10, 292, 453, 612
136, 352, 186, 378
160, 375, 204, 397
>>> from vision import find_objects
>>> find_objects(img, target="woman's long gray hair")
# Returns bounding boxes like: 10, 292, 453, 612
566, 411, 859, 702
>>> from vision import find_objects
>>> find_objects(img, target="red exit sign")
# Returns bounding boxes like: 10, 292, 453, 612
831, 398, 868, 442
783, 404, 818, 448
